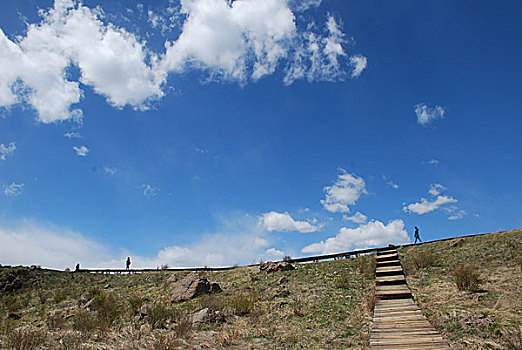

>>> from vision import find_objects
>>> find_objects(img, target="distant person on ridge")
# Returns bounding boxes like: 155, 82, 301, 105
414, 226, 422, 244
126, 257, 131, 270
75, 263, 80, 272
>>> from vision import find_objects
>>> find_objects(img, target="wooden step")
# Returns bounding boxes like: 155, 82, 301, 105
376, 275, 406, 285
376, 266, 404, 276
376, 259, 401, 267
376, 253, 399, 262
375, 284, 412, 299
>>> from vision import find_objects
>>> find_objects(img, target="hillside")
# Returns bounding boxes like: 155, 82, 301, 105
400, 229, 522, 349
0, 255, 374, 349
0, 229, 520, 350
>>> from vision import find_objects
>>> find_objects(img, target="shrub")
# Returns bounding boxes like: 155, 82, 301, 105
149, 333, 180, 350
230, 292, 257, 316
334, 273, 352, 289
127, 295, 143, 316
283, 255, 292, 262
199, 294, 227, 313
5, 327, 47, 350
90, 291, 122, 328
54, 289, 67, 303
454, 264, 481, 292
411, 249, 437, 269
72, 309, 98, 333
146, 303, 174, 329
172, 314, 191, 338
3, 295, 22, 313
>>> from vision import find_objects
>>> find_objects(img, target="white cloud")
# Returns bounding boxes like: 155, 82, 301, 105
103, 166, 116, 175
72, 145, 89, 157
0, 221, 112, 269
448, 210, 466, 220
428, 183, 447, 196
265, 247, 285, 259
3, 182, 24, 197
1, 1, 365, 122
382, 175, 399, 189
0, 1, 164, 123
64, 132, 82, 139
141, 184, 158, 197
414, 103, 446, 125
0, 215, 286, 269
321, 170, 367, 213
343, 211, 368, 224
0, 142, 16, 160
302, 219, 410, 254
428, 159, 439, 166
350, 54, 367, 77
260, 211, 319, 233
403, 195, 457, 215
288, 0, 322, 12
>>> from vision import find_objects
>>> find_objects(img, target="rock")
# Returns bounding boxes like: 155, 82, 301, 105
277, 276, 288, 285
274, 289, 290, 298
259, 261, 295, 273
145, 275, 156, 283
140, 304, 148, 318
167, 274, 180, 284
171, 273, 222, 302
103, 283, 112, 289
189, 308, 225, 327
450, 238, 464, 248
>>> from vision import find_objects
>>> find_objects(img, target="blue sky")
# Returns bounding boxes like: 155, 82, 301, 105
1, 0, 521, 269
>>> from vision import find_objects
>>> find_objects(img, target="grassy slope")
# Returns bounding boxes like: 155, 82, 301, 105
0, 255, 375, 350
399, 229, 522, 350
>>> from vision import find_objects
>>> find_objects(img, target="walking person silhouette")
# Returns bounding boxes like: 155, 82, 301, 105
414, 226, 422, 244
126, 257, 131, 270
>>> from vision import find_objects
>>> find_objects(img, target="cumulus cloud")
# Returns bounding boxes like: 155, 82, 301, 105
0, 221, 112, 269
321, 170, 367, 213
403, 195, 457, 215
428, 159, 439, 166
3, 182, 24, 197
343, 211, 368, 224
403, 184, 458, 215
448, 210, 466, 220
260, 211, 319, 233
414, 103, 446, 125
428, 183, 446, 196
350, 55, 367, 77
265, 247, 285, 259
0, 215, 286, 269
0, 0, 164, 123
0, 142, 16, 160
72, 145, 89, 157
0, 0, 366, 122
302, 219, 410, 254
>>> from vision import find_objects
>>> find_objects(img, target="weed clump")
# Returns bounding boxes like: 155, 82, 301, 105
72, 309, 98, 333
453, 264, 481, 292
230, 291, 257, 316
146, 302, 175, 329
5, 327, 47, 350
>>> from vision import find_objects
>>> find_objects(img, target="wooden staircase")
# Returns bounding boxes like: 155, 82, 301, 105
370, 247, 450, 349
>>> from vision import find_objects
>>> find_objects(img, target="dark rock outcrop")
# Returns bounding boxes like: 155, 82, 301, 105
259, 261, 295, 273
171, 273, 222, 302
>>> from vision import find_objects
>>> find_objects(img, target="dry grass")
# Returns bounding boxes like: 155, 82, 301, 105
0, 255, 374, 349
400, 229, 522, 349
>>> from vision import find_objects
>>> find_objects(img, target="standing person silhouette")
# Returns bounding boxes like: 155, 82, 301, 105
414, 226, 422, 244
126, 257, 131, 270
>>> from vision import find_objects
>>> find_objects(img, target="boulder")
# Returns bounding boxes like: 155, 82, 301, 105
171, 273, 222, 302
259, 261, 295, 273
189, 308, 225, 327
